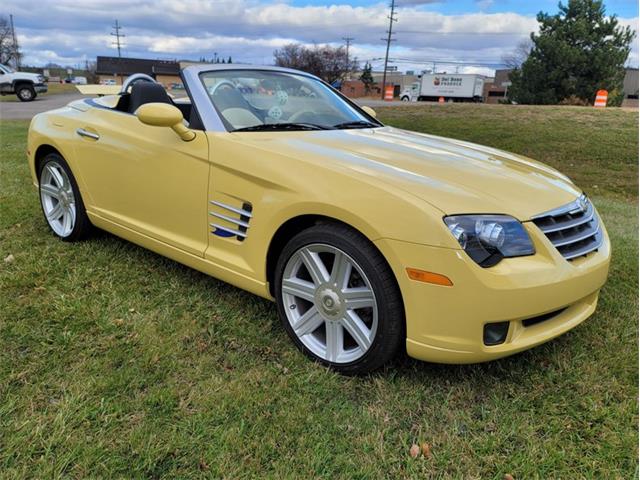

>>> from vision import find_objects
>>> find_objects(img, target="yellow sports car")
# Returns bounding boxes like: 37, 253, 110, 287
27, 65, 610, 374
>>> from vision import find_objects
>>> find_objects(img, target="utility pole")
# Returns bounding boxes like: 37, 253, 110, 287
342, 36, 354, 78
9, 14, 20, 68
111, 20, 125, 58
381, 0, 397, 99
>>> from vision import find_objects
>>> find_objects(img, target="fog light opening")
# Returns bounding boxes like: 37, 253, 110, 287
483, 321, 509, 346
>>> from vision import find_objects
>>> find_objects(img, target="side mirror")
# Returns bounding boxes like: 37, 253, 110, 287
136, 103, 195, 142
362, 106, 377, 118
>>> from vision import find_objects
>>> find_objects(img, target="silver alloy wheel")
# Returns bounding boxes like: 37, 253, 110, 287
281, 243, 378, 364
40, 161, 76, 237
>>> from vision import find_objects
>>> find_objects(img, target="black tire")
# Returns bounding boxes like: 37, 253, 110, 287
16, 84, 36, 102
37, 153, 93, 241
274, 222, 405, 375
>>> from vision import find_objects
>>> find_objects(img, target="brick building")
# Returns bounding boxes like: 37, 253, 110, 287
96, 56, 181, 88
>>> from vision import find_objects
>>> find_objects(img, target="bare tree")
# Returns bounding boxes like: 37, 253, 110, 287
0, 15, 22, 67
274, 43, 358, 84
502, 38, 533, 70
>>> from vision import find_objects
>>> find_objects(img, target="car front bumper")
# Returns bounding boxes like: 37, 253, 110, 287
375, 221, 611, 364
34, 83, 48, 93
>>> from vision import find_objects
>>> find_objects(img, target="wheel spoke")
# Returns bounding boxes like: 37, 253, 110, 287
46, 202, 64, 221
300, 249, 330, 285
329, 251, 351, 289
325, 321, 343, 362
282, 277, 316, 302
67, 206, 76, 231
62, 207, 71, 233
343, 287, 375, 310
46, 164, 65, 189
40, 183, 60, 199
293, 306, 324, 336
342, 310, 372, 351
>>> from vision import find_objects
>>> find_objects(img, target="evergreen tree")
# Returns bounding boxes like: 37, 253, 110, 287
510, 0, 634, 105
228, 56, 232, 64
359, 62, 375, 94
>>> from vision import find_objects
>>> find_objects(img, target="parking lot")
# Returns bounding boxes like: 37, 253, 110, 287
0, 90, 427, 121
0, 92, 86, 120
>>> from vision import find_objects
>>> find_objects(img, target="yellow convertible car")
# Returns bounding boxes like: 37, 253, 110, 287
27, 65, 610, 374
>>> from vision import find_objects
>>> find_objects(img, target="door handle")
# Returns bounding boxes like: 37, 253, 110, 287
76, 128, 100, 140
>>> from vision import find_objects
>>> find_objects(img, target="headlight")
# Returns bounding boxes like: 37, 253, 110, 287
37, 75, 44, 83
444, 215, 535, 267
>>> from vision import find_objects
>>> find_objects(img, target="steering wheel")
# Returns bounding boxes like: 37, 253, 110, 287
210, 81, 238, 97
120, 73, 156, 94
288, 110, 317, 123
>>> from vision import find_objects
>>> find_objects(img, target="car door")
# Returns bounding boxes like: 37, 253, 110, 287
72, 106, 209, 257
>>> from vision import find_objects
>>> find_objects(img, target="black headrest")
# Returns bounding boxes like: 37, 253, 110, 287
128, 82, 172, 114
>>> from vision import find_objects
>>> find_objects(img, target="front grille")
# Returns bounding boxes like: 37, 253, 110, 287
531, 195, 603, 261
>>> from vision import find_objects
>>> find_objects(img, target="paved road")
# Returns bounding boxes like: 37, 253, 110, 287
0, 93, 428, 121
0, 93, 86, 120
354, 99, 420, 107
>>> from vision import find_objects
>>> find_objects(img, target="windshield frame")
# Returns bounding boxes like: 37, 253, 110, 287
181, 65, 383, 133
0, 64, 15, 74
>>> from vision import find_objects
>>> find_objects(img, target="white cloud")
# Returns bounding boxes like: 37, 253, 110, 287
5, 0, 638, 72
475, 0, 494, 10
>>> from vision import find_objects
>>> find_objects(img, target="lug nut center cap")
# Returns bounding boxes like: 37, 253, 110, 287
316, 287, 343, 319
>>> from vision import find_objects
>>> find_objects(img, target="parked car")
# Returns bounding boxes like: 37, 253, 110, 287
27, 66, 610, 374
0, 63, 47, 101
72, 76, 88, 85
100, 79, 117, 86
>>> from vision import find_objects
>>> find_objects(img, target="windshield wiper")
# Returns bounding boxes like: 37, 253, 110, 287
232, 122, 331, 132
333, 120, 379, 129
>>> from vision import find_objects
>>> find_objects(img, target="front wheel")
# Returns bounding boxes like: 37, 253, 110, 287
38, 153, 93, 241
401, 96, 410, 102
274, 222, 404, 375
16, 84, 36, 102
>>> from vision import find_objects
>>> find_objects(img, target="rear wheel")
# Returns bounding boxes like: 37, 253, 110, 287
274, 222, 404, 375
38, 153, 92, 241
16, 84, 36, 102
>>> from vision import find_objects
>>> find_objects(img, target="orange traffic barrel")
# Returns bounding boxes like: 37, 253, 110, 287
438, 96, 445, 104
384, 85, 394, 101
594, 90, 608, 108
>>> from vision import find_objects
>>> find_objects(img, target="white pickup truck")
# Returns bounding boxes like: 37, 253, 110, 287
0, 63, 48, 101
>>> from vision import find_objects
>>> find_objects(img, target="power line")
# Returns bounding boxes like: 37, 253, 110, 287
111, 20, 125, 58
381, 0, 398, 99
365, 56, 507, 67
395, 30, 530, 36
390, 57, 507, 66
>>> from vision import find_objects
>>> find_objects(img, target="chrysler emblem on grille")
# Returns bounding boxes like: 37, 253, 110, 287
577, 197, 588, 213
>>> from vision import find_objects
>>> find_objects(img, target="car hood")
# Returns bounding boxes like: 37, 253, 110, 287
253, 126, 581, 220
21, 72, 42, 81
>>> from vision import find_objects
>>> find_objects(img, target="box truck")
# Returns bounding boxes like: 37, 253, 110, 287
400, 74, 485, 102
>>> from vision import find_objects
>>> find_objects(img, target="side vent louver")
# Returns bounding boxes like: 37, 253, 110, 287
209, 200, 253, 241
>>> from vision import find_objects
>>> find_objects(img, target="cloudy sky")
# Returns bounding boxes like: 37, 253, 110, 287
6, 0, 639, 76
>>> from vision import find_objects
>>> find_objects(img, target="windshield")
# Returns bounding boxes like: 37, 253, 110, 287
0, 64, 15, 74
199, 70, 379, 131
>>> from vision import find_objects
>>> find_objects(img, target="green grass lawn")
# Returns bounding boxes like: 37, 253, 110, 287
1, 105, 638, 479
